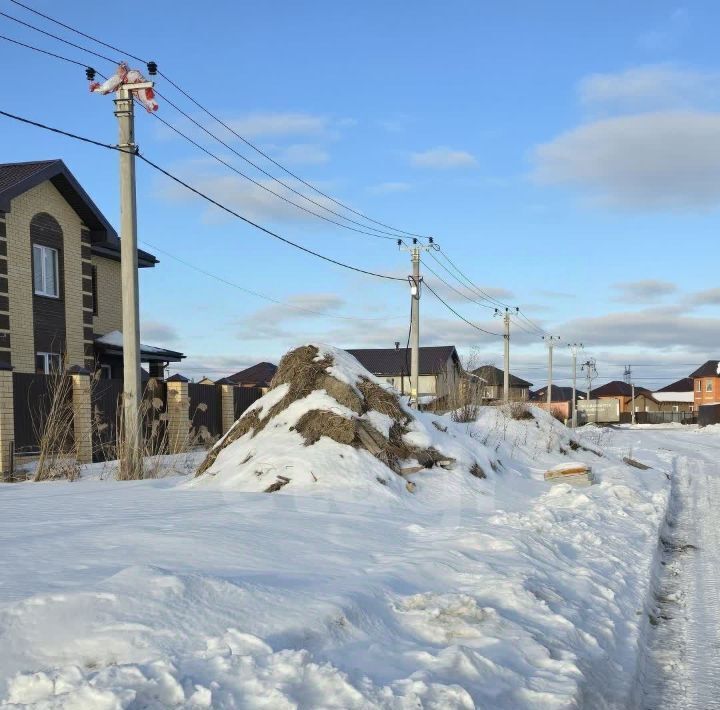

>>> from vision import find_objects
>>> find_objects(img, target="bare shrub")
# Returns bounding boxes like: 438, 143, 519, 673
33, 369, 79, 482
506, 402, 534, 421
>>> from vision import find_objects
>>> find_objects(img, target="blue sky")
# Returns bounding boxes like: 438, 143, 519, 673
2, 0, 720, 388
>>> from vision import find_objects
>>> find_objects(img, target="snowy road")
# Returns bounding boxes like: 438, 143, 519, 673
624, 428, 720, 709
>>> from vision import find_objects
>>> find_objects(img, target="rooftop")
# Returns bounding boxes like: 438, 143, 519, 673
346, 345, 459, 377
471, 365, 533, 388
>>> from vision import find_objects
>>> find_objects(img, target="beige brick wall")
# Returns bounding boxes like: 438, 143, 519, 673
92, 255, 123, 335
5, 181, 86, 372
0, 369, 14, 477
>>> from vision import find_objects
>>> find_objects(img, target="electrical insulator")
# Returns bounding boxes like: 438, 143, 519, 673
147, 61, 158, 76
85, 67, 96, 81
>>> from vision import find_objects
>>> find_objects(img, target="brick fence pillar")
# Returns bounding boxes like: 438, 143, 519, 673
166, 374, 190, 454
68, 366, 93, 464
0, 364, 14, 479
217, 379, 236, 435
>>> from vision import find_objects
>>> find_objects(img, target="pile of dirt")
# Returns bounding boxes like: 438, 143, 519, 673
197, 345, 454, 482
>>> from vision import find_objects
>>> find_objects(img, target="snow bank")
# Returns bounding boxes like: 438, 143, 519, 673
0, 369, 674, 708
192, 344, 496, 499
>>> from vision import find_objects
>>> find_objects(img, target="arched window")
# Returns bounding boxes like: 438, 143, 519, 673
30, 213, 62, 298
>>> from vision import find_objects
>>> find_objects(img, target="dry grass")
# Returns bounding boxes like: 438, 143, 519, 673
357, 377, 407, 420
506, 402, 534, 421
33, 370, 80, 482
470, 461, 486, 479
294, 410, 356, 446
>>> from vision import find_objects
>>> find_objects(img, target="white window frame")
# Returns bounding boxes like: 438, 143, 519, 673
33, 244, 59, 298
707, 380, 714, 393
36, 352, 61, 374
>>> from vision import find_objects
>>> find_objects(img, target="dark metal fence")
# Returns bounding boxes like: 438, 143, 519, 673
91, 377, 123, 459
234, 386, 263, 419
90, 377, 168, 460
13, 372, 56, 454
619, 410, 697, 425
188, 382, 222, 439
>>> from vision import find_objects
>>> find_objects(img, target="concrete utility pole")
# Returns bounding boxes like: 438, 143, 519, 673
399, 238, 435, 409
624, 364, 636, 425
581, 357, 597, 423
495, 307, 517, 404
543, 335, 560, 404
568, 343, 583, 429
115, 80, 153, 478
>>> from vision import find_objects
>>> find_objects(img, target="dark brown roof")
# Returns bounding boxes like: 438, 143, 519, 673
226, 362, 277, 387
347, 346, 459, 376
0, 159, 157, 267
531, 385, 586, 401
591, 381, 654, 398
656, 377, 694, 393
689, 361, 720, 378
471, 365, 533, 388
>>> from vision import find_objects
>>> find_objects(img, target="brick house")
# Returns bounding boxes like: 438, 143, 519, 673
0, 159, 183, 377
689, 361, 720, 409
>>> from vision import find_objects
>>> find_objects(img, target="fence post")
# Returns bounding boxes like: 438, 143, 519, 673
217, 379, 237, 435
166, 374, 190, 454
0, 364, 14, 479
68, 366, 93, 465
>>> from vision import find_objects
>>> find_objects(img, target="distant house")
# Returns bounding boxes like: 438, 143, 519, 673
347, 345, 462, 400
590, 381, 659, 414
531, 385, 586, 403
471, 365, 533, 402
688, 361, 720, 410
653, 377, 695, 413
225, 362, 278, 391
197, 376, 215, 386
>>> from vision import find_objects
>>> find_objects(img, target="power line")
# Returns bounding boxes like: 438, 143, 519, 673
0, 109, 406, 282
0, 32, 89, 67
420, 258, 496, 311
1, 16, 415, 241
422, 281, 503, 337
149, 111, 396, 241
140, 239, 403, 322
5, 0, 424, 239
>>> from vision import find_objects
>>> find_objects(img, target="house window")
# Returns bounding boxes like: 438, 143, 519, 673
36, 352, 61, 375
706, 380, 714, 393
33, 244, 59, 298
99, 364, 112, 379
697, 380, 702, 392
91, 265, 98, 316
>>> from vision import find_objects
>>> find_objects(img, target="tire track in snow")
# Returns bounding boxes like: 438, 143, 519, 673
640, 453, 720, 709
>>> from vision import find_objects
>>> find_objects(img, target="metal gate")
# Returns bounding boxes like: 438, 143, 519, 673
188, 382, 222, 440
13, 372, 55, 454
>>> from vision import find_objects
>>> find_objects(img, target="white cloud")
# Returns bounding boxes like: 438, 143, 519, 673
141, 321, 179, 344
367, 181, 412, 195
156, 162, 341, 224
612, 279, 677, 302
276, 143, 329, 165
579, 64, 719, 111
410, 147, 477, 169
533, 111, 720, 210
558, 305, 720, 351
225, 112, 328, 138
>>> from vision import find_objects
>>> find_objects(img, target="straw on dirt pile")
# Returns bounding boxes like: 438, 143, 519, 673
196, 345, 454, 478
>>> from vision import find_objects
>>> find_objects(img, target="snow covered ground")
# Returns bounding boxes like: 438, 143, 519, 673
0, 413, 678, 709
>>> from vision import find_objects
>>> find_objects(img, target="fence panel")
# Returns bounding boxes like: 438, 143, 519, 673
91, 378, 123, 460
13, 372, 55, 454
234, 386, 263, 419
188, 382, 222, 439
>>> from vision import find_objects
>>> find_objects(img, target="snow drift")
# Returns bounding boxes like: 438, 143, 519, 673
193, 344, 495, 496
